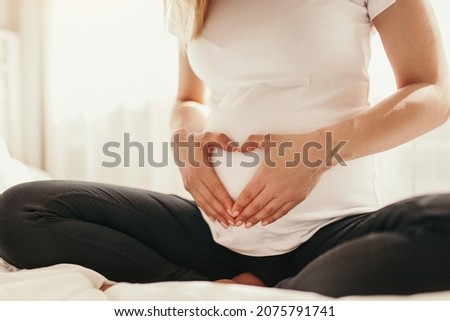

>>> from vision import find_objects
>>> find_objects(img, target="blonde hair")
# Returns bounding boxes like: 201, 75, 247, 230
164, 0, 210, 43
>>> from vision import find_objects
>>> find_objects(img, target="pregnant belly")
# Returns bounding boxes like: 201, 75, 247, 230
205, 147, 379, 256
211, 149, 264, 201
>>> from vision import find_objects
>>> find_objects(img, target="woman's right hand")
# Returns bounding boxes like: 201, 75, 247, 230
171, 129, 236, 228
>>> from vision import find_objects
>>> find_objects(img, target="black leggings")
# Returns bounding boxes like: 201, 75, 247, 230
1, 180, 450, 297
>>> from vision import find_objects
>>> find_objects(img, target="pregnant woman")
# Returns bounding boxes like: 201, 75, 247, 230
1, 0, 450, 297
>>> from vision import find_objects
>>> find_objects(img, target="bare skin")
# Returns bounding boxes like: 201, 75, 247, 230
170, 0, 450, 284
215, 272, 266, 287
171, 0, 450, 228
100, 283, 114, 291
101, 0, 450, 292
100, 273, 265, 291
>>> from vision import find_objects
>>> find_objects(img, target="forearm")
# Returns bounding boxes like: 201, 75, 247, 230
314, 81, 450, 166
170, 100, 209, 135
169, 99, 236, 225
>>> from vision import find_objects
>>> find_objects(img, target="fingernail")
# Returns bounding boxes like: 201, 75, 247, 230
228, 219, 235, 226
227, 209, 232, 215
236, 221, 244, 227
232, 211, 240, 217
261, 221, 269, 226
208, 216, 214, 222
220, 221, 229, 229
245, 222, 253, 229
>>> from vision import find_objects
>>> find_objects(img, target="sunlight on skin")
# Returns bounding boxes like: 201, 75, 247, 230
100, 272, 265, 291
100, 283, 115, 292
214, 272, 266, 287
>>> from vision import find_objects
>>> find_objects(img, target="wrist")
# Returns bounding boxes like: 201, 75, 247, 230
170, 101, 208, 138
306, 128, 349, 170
290, 130, 344, 172
170, 128, 189, 141
291, 132, 326, 173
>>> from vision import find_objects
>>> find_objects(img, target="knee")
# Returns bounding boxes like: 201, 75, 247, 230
393, 194, 450, 238
0, 181, 55, 256
0, 181, 51, 220
405, 194, 450, 220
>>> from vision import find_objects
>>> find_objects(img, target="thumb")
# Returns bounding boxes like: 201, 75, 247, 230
240, 134, 268, 153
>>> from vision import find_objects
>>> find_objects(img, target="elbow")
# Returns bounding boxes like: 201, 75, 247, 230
441, 105, 450, 125
437, 78, 450, 125
422, 76, 450, 127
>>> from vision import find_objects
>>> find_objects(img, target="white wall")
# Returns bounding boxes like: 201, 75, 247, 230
0, 0, 12, 30
1, 0, 450, 201
0, 0, 46, 168
0, 0, 19, 31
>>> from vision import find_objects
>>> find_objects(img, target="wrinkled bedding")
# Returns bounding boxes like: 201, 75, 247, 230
1, 142, 450, 301
1, 258, 450, 301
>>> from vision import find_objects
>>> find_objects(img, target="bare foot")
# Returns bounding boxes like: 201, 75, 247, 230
100, 283, 114, 291
214, 272, 266, 287
214, 279, 238, 284
232, 272, 266, 287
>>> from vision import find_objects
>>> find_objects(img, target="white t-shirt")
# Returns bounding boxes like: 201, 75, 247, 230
182, 0, 396, 256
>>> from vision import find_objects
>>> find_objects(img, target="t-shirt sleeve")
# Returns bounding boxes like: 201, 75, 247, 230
367, 0, 396, 21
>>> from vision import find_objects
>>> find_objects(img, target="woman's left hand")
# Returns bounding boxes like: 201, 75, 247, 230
230, 133, 328, 228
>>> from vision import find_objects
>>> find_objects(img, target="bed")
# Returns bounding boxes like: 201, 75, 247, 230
1, 258, 450, 301
1, 140, 450, 302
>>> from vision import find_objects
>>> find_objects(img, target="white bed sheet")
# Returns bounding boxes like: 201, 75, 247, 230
1, 141, 450, 301
1, 258, 450, 301
0, 138, 51, 194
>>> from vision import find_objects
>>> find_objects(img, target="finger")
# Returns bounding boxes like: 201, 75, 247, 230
240, 197, 283, 228
199, 169, 235, 220
231, 178, 265, 217
257, 200, 297, 227
262, 202, 296, 226
239, 134, 264, 153
240, 133, 275, 153
195, 176, 235, 225
205, 132, 238, 152
235, 189, 275, 228
232, 183, 267, 224
195, 182, 230, 226
192, 185, 230, 228
189, 188, 216, 221
194, 202, 215, 223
